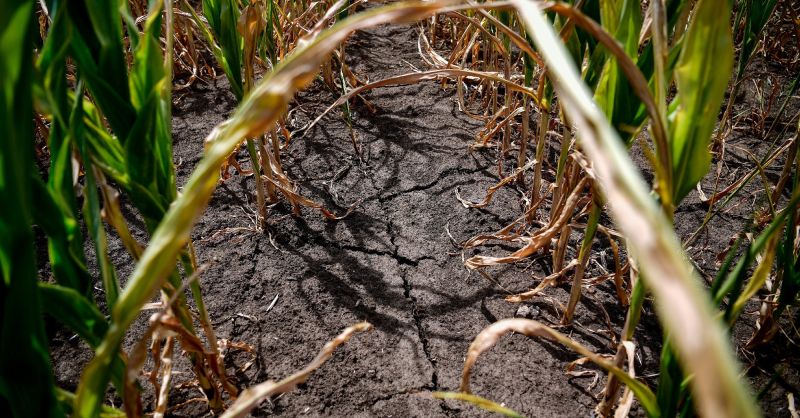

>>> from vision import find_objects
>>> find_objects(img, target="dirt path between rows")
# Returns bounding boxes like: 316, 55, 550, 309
176, 23, 643, 416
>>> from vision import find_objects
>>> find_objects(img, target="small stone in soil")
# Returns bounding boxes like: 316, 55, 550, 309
515, 305, 540, 318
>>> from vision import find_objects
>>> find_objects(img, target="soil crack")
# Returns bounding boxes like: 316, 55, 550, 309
387, 219, 441, 393
400, 264, 440, 391
377, 165, 487, 203
337, 243, 428, 266
243, 236, 263, 282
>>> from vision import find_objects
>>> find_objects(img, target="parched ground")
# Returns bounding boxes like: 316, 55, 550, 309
47, 20, 800, 418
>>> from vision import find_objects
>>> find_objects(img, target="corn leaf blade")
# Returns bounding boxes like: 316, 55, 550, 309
669, 0, 734, 202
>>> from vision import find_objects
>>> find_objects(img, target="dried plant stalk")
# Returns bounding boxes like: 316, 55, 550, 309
221, 322, 373, 418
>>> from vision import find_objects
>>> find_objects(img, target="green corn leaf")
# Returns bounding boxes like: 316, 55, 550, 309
775, 159, 800, 317
31, 175, 92, 295
132, 1, 176, 208
593, 0, 642, 142
126, 3, 177, 219
729, 233, 781, 320
623, 0, 689, 133
668, 0, 734, 202
776, 228, 800, 318
183, 0, 243, 96
35, 2, 121, 323
35, 4, 72, 129
62, 0, 136, 141
713, 190, 800, 306
61, 53, 169, 225
151, 6, 178, 205
655, 342, 681, 418
0, 1, 61, 415
736, 0, 779, 79
773, 162, 800, 318
710, 231, 747, 300
72, 83, 120, 308
564, 19, 585, 68
656, 339, 698, 418
203, 0, 244, 99
55, 388, 126, 418
47, 119, 79, 212
259, 0, 279, 65
39, 283, 108, 348
84, 165, 121, 307
39, 283, 126, 391
577, 0, 603, 85
79, 103, 129, 178
124, 96, 160, 204
33, 4, 94, 298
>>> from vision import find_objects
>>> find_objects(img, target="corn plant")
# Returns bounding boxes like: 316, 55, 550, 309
26, 0, 240, 415
453, 1, 758, 417
0, 0, 60, 416
411, 0, 775, 416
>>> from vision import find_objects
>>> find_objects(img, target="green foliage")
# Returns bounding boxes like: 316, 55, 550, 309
668, 0, 734, 202
593, 0, 642, 139
0, 1, 61, 416
57, 0, 136, 141
202, 0, 244, 98
736, 0, 779, 79
5, 0, 195, 415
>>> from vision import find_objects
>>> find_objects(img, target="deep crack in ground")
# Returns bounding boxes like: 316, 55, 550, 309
388, 217, 441, 392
